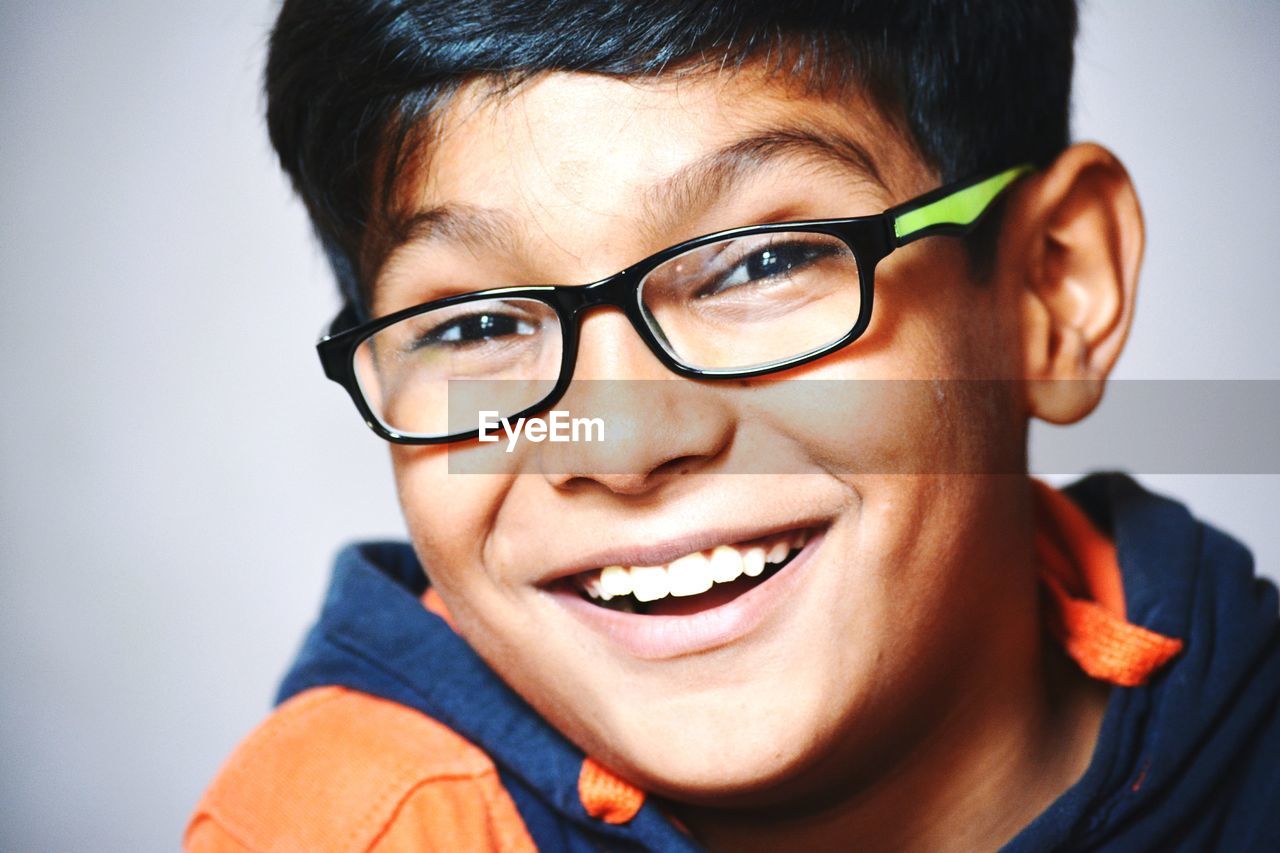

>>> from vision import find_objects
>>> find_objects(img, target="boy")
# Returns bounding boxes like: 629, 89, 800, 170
189, 1, 1280, 849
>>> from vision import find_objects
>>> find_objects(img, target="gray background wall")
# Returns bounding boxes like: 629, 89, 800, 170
1, 2, 1276, 849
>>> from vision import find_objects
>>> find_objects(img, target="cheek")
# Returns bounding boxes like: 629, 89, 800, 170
392, 449, 554, 676
391, 446, 503, 592
743, 373, 1020, 479
744, 243, 1024, 478
863, 239, 1019, 377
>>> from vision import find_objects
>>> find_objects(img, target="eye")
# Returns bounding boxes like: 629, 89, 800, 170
699, 239, 842, 298
416, 311, 538, 348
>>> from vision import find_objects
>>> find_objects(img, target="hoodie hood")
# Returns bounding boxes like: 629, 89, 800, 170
278, 473, 1280, 851
1006, 474, 1280, 851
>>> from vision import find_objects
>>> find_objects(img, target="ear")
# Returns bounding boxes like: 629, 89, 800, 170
1009, 143, 1144, 424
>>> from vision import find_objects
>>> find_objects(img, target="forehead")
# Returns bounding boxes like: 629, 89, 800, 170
418, 68, 922, 209
370, 67, 930, 305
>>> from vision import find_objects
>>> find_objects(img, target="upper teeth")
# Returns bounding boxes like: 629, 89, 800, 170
579, 530, 811, 604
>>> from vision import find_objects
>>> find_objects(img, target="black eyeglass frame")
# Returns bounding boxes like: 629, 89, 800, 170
317, 165, 1032, 444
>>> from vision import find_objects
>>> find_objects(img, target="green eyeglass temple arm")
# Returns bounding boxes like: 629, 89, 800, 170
889, 164, 1034, 247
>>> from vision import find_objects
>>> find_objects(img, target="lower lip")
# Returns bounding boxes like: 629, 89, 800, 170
545, 529, 827, 660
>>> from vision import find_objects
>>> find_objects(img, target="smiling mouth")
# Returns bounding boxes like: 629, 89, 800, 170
560, 528, 816, 617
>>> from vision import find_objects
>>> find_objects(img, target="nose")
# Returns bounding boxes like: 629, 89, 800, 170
535, 307, 735, 495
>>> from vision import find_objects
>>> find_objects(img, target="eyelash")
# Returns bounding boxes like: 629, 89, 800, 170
695, 238, 843, 298
409, 309, 539, 350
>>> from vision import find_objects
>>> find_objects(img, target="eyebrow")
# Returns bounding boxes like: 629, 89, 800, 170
638, 124, 886, 241
385, 122, 886, 266
395, 202, 523, 260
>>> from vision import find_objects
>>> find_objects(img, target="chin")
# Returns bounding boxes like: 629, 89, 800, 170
567, 677, 854, 808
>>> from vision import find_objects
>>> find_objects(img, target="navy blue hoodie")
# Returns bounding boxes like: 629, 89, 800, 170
278, 474, 1280, 850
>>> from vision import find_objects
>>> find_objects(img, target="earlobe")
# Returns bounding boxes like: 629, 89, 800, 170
1016, 143, 1145, 425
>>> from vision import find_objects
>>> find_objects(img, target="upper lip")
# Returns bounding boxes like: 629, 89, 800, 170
535, 519, 829, 587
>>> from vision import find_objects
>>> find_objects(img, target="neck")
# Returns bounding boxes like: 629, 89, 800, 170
673, 518, 1111, 852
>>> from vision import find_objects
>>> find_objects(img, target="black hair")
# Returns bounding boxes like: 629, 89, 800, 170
265, 0, 1078, 312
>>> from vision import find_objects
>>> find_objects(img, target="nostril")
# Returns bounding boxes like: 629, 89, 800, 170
655, 454, 710, 480
547, 470, 660, 497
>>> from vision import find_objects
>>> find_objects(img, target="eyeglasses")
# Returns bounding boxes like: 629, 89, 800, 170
317, 164, 1032, 443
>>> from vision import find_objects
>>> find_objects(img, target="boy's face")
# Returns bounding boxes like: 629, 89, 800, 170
377, 69, 1036, 803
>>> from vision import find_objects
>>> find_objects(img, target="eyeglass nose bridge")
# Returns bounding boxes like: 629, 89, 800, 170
540, 263, 691, 387
562, 266, 644, 315
551, 265, 657, 348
